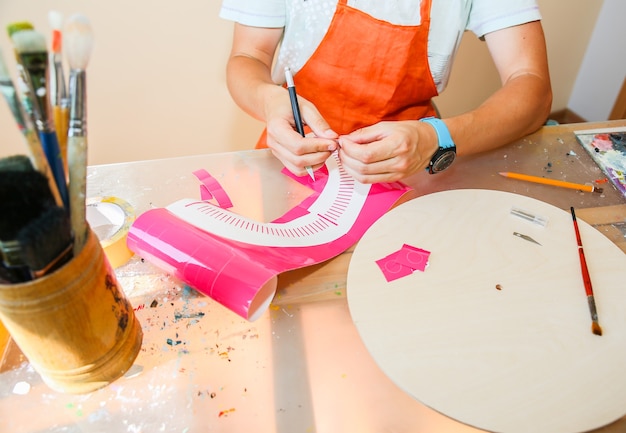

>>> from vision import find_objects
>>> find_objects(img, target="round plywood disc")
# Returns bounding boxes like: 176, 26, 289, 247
347, 189, 626, 433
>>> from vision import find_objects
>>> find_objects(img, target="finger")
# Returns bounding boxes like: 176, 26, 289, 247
339, 154, 403, 184
341, 123, 387, 144
268, 131, 334, 176
339, 135, 395, 165
301, 103, 339, 142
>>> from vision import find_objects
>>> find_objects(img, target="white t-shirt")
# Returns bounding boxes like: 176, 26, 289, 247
219, 0, 541, 92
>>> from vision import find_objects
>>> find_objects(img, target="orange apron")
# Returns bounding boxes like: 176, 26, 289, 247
257, 0, 438, 148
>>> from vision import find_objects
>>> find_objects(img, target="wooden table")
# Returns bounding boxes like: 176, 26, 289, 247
1, 120, 625, 433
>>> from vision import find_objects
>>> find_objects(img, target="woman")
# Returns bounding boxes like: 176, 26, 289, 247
220, 0, 552, 183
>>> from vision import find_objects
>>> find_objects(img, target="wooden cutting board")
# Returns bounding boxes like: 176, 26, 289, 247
347, 189, 626, 433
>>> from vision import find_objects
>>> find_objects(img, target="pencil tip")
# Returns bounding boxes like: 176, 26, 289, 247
592, 322, 603, 336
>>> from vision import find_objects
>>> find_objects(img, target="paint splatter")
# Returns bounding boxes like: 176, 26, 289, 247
218, 408, 236, 417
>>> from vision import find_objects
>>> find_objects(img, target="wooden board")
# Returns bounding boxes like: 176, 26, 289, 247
347, 189, 626, 433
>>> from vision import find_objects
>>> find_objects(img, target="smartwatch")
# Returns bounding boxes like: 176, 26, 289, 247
419, 117, 456, 174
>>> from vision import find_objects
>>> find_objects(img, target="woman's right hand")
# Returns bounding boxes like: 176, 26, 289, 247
264, 89, 339, 177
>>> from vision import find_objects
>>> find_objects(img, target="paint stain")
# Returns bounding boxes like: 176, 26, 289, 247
218, 408, 236, 417
174, 311, 205, 320
496, 284, 502, 291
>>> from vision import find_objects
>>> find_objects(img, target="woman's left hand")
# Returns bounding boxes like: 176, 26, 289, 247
338, 120, 438, 183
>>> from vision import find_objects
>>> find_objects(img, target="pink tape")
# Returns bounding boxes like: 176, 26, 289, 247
192, 169, 233, 209
128, 156, 411, 321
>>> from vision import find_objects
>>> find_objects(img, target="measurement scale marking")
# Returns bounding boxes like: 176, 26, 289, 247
168, 151, 373, 246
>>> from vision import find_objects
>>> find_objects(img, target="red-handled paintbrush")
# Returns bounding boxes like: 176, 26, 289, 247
570, 207, 602, 336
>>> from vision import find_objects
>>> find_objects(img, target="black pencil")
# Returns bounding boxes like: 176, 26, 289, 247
284, 67, 315, 180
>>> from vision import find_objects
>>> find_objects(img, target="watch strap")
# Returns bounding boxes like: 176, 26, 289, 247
419, 117, 455, 150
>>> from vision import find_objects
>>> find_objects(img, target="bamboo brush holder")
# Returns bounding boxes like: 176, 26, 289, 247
0, 229, 142, 394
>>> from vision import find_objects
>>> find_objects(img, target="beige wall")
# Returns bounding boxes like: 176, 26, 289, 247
435, 0, 603, 117
0, 0, 603, 165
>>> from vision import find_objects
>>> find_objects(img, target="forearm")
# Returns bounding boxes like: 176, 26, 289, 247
225, 24, 285, 123
226, 55, 283, 122
446, 70, 552, 156
444, 21, 552, 157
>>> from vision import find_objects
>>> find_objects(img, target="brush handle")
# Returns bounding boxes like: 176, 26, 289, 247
53, 105, 70, 176
39, 130, 69, 209
68, 135, 88, 254
24, 129, 63, 206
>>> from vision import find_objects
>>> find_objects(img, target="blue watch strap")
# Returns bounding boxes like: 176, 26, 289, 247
419, 117, 455, 150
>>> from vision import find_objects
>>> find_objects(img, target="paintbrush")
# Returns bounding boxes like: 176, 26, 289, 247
0, 170, 57, 242
0, 46, 63, 206
48, 10, 69, 175
17, 205, 73, 279
570, 207, 602, 336
0, 206, 73, 281
0, 154, 33, 172
65, 13, 94, 255
0, 169, 59, 282
5, 21, 37, 127
10, 28, 69, 210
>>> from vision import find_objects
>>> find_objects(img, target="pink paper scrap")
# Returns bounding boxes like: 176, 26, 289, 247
376, 244, 430, 282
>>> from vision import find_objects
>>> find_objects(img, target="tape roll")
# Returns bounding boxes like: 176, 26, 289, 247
86, 197, 135, 269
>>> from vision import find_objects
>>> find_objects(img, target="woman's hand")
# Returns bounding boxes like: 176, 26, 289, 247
264, 92, 339, 177
338, 120, 438, 183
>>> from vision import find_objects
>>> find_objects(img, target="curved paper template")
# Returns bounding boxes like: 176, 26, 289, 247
127, 152, 410, 321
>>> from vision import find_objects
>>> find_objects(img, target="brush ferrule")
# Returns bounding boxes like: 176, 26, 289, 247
587, 295, 599, 322
48, 53, 66, 106
0, 239, 23, 267
68, 69, 87, 137
19, 52, 54, 131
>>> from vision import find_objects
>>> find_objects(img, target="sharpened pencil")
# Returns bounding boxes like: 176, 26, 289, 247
285, 67, 315, 181
499, 172, 603, 194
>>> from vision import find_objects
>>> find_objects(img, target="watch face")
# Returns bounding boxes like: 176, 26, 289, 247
430, 150, 456, 173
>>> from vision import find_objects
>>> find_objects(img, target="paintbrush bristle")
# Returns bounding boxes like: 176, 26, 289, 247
64, 14, 94, 70
48, 10, 64, 31
592, 321, 603, 336
11, 29, 47, 54
6, 21, 33, 38
17, 205, 73, 275
0, 155, 34, 172
0, 170, 56, 240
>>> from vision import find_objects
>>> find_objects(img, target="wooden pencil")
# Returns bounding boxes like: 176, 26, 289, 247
499, 172, 603, 193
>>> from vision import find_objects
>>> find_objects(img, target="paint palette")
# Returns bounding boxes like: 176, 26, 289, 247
575, 126, 626, 200
347, 189, 626, 433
